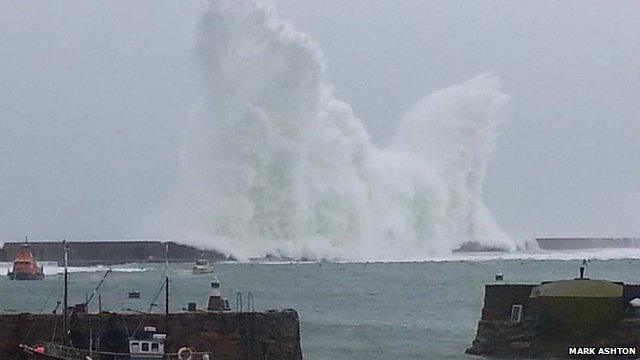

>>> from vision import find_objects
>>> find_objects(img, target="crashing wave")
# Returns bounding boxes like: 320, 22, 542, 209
170, 0, 519, 260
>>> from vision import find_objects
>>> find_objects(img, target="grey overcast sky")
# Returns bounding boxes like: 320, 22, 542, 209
1, 0, 638, 241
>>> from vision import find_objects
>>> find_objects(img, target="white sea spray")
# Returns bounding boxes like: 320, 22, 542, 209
171, 0, 519, 260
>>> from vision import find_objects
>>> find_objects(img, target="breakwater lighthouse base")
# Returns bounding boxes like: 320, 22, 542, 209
467, 280, 640, 358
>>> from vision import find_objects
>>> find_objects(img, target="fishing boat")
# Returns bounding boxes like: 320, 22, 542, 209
21, 341, 211, 360
20, 242, 211, 360
8, 242, 45, 280
192, 259, 215, 275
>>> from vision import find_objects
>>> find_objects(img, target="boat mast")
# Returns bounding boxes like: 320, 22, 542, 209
62, 239, 69, 344
165, 242, 169, 315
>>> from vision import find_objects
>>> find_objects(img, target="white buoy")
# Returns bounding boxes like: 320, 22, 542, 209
629, 298, 640, 307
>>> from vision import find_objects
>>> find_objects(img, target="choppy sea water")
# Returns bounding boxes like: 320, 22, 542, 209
2, 252, 640, 360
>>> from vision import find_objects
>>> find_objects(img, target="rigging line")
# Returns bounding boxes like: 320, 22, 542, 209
150, 277, 166, 308
114, 280, 132, 338
85, 269, 112, 307
22, 270, 63, 343
133, 278, 166, 334
106, 271, 131, 338
12, 271, 63, 360
51, 315, 58, 342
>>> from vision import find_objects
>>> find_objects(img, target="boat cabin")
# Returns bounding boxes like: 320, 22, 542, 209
129, 326, 166, 360
195, 259, 209, 267
193, 258, 215, 274
8, 244, 45, 280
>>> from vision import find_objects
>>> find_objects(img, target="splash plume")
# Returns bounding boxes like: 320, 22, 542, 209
171, 0, 517, 260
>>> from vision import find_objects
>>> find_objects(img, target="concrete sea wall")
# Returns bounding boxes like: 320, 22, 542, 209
453, 238, 640, 253
0, 310, 302, 360
536, 238, 640, 250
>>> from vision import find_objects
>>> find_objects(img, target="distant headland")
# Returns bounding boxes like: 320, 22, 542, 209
0, 240, 231, 266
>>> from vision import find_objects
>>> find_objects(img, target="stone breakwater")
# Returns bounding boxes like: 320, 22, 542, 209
536, 238, 640, 250
467, 283, 640, 359
0, 310, 302, 360
0, 241, 230, 266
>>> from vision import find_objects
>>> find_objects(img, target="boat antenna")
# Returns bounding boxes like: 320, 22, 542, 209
62, 239, 69, 344
165, 242, 169, 275
165, 242, 169, 316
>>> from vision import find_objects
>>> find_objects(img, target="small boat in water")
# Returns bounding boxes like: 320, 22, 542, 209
192, 259, 215, 275
8, 243, 45, 280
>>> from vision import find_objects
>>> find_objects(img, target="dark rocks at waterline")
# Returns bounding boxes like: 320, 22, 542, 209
1, 310, 302, 360
453, 241, 508, 252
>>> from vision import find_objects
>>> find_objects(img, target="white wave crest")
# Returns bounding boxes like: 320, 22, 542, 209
0, 262, 150, 275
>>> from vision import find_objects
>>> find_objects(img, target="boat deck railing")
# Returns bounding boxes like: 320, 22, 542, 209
43, 343, 211, 360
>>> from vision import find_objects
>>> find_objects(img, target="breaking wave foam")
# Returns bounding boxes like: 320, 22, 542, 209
397, 249, 640, 263
170, 0, 521, 261
0, 262, 150, 275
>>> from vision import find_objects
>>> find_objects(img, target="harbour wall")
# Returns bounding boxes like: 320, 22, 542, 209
536, 237, 640, 250
0, 310, 302, 360
0, 241, 230, 265
454, 238, 640, 253
467, 284, 640, 358
2, 238, 638, 265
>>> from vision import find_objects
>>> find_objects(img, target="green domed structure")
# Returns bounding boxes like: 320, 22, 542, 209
530, 278, 624, 339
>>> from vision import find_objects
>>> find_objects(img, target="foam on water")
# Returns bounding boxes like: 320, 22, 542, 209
455, 248, 640, 262
399, 248, 640, 263
239, 248, 640, 264
170, 0, 521, 261
0, 262, 150, 275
